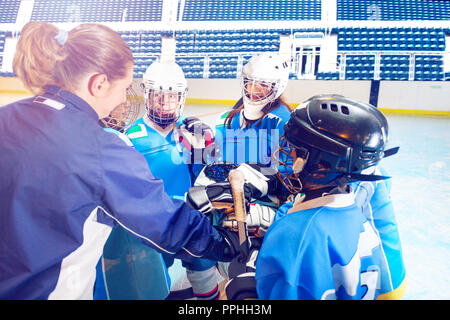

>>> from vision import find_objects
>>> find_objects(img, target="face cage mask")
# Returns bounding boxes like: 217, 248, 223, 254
243, 77, 277, 105
100, 87, 140, 132
273, 134, 310, 195
145, 88, 186, 127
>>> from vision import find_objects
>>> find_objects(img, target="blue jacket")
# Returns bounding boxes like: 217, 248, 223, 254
0, 85, 222, 299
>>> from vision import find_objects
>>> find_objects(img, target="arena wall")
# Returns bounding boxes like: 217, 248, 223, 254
1, 76, 449, 116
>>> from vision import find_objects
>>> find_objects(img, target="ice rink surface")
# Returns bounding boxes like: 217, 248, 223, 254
185, 103, 450, 300
381, 115, 450, 300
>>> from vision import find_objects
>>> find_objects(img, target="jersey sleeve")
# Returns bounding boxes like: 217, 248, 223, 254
96, 133, 223, 262
371, 168, 407, 293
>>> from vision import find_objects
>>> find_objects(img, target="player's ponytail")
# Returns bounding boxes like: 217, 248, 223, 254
13, 22, 133, 95
13, 22, 67, 94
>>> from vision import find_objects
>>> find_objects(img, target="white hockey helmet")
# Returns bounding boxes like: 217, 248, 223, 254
241, 52, 290, 120
142, 61, 188, 127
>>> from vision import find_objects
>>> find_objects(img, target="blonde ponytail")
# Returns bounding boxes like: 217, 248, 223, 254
13, 22, 133, 95
13, 22, 67, 94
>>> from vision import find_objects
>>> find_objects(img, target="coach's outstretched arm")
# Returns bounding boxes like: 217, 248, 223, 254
100, 135, 241, 263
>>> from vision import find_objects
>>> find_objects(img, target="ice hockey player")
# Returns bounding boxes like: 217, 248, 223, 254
255, 95, 401, 299
214, 52, 292, 166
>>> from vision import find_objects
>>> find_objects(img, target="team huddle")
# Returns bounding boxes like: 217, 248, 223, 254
98, 52, 407, 300
0, 22, 406, 300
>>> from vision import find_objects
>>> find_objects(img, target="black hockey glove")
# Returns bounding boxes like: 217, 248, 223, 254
178, 117, 218, 164
224, 238, 262, 300
186, 182, 252, 216
203, 227, 242, 262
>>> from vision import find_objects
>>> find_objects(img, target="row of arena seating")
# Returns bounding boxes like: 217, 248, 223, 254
116, 28, 447, 81
30, 0, 162, 23
344, 55, 375, 80
2, 0, 450, 23
0, 27, 447, 81
338, 27, 446, 51
337, 0, 450, 21
341, 54, 444, 81
0, 0, 20, 24
181, 0, 321, 21
120, 29, 282, 55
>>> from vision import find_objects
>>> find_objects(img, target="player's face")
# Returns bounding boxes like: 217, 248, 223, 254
147, 90, 182, 119
151, 90, 179, 108
244, 79, 274, 102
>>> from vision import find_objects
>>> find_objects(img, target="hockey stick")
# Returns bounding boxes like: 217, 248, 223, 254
228, 169, 248, 260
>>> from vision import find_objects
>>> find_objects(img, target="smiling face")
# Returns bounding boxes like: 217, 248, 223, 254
243, 78, 275, 103
244, 80, 274, 102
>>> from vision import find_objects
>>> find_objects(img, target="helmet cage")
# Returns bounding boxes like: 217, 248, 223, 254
275, 133, 354, 194
145, 88, 186, 127
100, 87, 140, 132
274, 134, 308, 194
242, 77, 277, 105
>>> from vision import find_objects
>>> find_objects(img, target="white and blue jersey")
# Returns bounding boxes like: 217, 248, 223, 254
352, 167, 407, 299
0, 85, 224, 299
125, 116, 192, 198
255, 192, 385, 300
214, 105, 291, 166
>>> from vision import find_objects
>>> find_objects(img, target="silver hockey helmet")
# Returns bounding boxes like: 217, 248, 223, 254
142, 61, 187, 127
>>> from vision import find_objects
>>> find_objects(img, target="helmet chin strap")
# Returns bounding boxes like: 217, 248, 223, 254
291, 168, 391, 197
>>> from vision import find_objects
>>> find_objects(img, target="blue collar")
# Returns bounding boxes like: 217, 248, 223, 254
44, 85, 99, 120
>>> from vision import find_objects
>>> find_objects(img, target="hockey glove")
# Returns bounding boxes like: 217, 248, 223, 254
222, 203, 275, 237
186, 182, 252, 216
203, 227, 243, 262
178, 117, 218, 164
224, 240, 261, 300
235, 163, 279, 200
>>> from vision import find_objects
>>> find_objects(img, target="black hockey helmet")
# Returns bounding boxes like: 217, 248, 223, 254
275, 94, 399, 194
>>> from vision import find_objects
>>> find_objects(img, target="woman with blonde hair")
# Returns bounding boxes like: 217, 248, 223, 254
0, 22, 241, 300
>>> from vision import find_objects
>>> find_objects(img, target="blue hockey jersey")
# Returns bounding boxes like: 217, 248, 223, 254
125, 116, 191, 198
214, 105, 291, 166
0, 85, 223, 299
352, 167, 407, 299
255, 192, 385, 300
